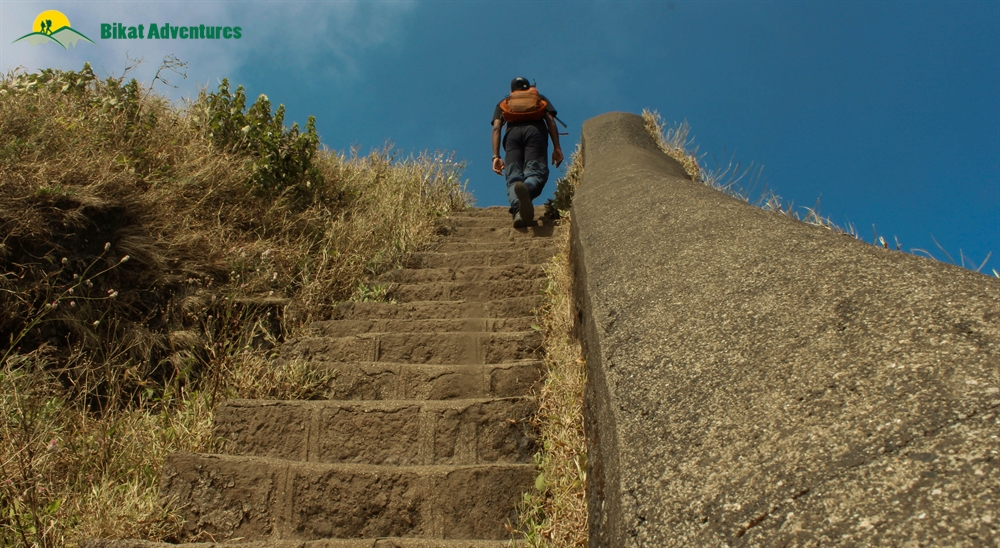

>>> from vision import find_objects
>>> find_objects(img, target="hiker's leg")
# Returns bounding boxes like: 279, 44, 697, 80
503, 127, 527, 216
521, 125, 549, 200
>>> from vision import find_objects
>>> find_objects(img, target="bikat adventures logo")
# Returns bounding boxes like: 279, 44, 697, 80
11, 9, 244, 47
12, 10, 95, 48
101, 22, 242, 40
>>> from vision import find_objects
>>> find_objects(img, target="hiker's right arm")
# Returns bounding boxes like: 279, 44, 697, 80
491, 119, 504, 175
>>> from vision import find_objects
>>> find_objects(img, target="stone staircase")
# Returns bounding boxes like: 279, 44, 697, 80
144, 207, 560, 547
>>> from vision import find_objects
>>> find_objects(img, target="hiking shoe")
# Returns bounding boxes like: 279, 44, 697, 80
513, 212, 529, 229
513, 181, 534, 227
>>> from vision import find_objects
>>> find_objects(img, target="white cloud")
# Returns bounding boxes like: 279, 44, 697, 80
244, 1, 416, 80
1, 1, 416, 101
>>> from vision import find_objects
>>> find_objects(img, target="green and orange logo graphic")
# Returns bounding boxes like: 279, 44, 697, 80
12, 10, 95, 48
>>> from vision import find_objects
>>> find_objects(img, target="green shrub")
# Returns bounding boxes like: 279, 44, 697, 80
193, 79, 323, 206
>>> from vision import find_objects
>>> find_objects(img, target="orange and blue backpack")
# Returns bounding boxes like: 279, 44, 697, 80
500, 86, 549, 123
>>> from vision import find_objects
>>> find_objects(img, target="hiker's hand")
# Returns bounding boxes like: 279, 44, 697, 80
552, 147, 564, 168
492, 157, 504, 175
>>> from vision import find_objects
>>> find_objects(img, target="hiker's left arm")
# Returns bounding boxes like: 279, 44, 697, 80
546, 113, 563, 167
492, 119, 505, 175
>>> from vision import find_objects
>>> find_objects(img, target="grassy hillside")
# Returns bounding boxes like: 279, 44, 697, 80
0, 63, 470, 546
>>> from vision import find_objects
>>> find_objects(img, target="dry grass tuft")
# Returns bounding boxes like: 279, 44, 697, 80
643, 108, 856, 230
0, 62, 471, 546
642, 108, 995, 275
513, 157, 588, 547
642, 109, 701, 182
542, 144, 583, 220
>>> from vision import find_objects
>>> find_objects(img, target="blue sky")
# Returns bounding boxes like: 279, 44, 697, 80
3, 1, 998, 274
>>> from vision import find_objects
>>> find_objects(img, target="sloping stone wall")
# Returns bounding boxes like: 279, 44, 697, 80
571, 112, 999, 546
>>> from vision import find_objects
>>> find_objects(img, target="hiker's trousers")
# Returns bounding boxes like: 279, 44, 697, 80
503, 122, 549, 215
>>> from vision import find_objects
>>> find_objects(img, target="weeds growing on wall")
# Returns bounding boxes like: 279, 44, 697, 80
515, 155, 588, 548
543, 144, 583, 221
0, 61, 471, 546
640, 109, 996, 276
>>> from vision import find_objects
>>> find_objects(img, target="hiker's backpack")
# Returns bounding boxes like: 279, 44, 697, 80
500, 87, 549, 123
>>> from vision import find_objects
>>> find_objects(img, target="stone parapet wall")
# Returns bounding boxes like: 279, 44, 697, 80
571, 112, 999, 546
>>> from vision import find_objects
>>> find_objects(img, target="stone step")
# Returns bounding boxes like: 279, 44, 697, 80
403, 248, 557, 269
282, 360, 542, 401
161, 453, 535, 541
327, 297, 543, 321
389, 278, 547, 302
283, 331, 544, 365
434, 225, 564, 241
379, 264, 546, 285
213, 398, 537, 466
84, 538, 522, 547
436, 214, 526, 227
431, 240, 558, 253
443, 206, 546, 219
308, 316, 535, 337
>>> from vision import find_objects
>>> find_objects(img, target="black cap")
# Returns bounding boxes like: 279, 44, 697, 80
510, 77, 531, 91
